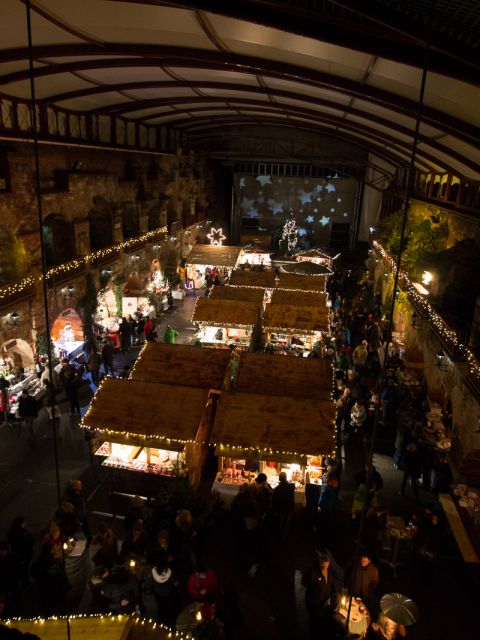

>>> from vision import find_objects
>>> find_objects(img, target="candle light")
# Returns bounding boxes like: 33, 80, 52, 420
129, 559, 136, 568
63, 543, 68, 550
195, 610, 202, 622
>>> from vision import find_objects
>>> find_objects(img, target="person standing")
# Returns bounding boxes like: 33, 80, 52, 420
0, 541, 22, 616
65, 368, 81, 415
118, 317, 131, 354
101, 339, 115, 377
352, 340, 369, 372
18, 389, 37, 443
302, 553, 336, 634
400, 442, 422, 501
163, 324, 179, 344
6, 516, 34, 587
65, 479, 91, 542
271, 471, 295, 541
345, 551, 379, 605
86, 348, 101, 386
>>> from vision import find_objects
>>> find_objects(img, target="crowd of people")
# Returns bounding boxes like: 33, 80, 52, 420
1, 262, 460, 640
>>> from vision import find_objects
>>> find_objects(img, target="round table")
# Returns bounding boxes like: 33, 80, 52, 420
339, 597, 370, 638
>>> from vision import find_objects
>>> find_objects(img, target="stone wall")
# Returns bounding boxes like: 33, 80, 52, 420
0, 141, 214, 357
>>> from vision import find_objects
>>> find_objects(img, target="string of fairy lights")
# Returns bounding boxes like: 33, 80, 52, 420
3, 613, 194, 639
0, 226, 168, 302
374, 240, 480, 382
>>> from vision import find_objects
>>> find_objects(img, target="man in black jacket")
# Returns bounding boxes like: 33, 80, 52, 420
271, 472, 295, 541
18, 390, 37, 443
302, 553, 336, 635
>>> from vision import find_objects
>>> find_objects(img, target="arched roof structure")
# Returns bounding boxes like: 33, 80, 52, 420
1, 0, 479, 178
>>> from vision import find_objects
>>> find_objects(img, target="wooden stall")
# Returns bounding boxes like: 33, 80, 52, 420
130, 342, 232, 394
192, 298, 260, 350
239, 243, 272, 267
228, 269, 277, 289
235, 352, 334, 401
210, 390, 336, 504
296, 248, 336, 269
186, 244, 242, 288
81, 377, 212, 489
270, 289, 328, 308
263, 303, 329, 353
2, 615, 177, 640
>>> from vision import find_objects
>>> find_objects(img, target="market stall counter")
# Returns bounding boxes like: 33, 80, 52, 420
129, 342, 232, 394
81, 377, 213, 490
192, 298, 261, 350
210, 389, 336, 505
263, 302, 329, 353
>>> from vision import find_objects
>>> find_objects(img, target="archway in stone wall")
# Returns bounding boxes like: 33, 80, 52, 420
0, 225, 27, 284
89, 197, 113, 250
121, 203, 140, 239
42, 214, 76, 267
50, 308, 84, 357
0, 338, 35, 369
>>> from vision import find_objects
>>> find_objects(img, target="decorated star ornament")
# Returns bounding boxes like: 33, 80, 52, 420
207, 227, 226, 246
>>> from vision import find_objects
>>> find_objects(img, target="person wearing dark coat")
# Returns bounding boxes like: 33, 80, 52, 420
30, 542, 68, 617
400, 442, 422, 500
354, 463, 383, 505
101, 556, 139, 614
101, 340, 115, 376
18, 390, 38, 441
302, 553, 336, 635
145, 557, 180, 627
64, 479, 91, 542
121, 522, 148, 559
6, 517, 34, 587
118, 318, 132, 354
271, 472, 295, 540
345, 551, 379, 605
64, 369, 81, 415
252, 473, 272, 518
0, 541, 22, 616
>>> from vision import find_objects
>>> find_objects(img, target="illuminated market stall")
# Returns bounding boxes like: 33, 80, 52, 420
238, 242, 272, 267
295, 248, 338, 269
81, 377, 213, 490
263, 303, 329, 353
0, 338, 45, 417
185, 244, 243, 288
192, 298, 260, 350
50, 308, 84, 358
130, 342, 232, 394
210, 388, 336, 505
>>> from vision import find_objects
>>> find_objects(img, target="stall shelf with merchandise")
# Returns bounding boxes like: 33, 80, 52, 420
186, 244, 243, 288
263, 302, 329, 353
192, 298, 260, 350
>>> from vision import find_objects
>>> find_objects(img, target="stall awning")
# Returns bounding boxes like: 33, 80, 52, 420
228, 270, 277, 289
212, 390, 335, 460
192, 298, 259, 327
186, 244, 242, 268
276, 272, 326, 293
235, 352, 335, 403
271, 289, 328, 308
130, 342, 231, 390
264, 303, 329, 333
209, 285, 265, 306
81, 377, 210, 449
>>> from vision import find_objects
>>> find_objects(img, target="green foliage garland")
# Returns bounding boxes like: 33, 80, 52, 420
78, 272, 98, 334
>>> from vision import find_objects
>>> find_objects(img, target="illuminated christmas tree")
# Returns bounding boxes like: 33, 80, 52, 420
282, 213, 298, 253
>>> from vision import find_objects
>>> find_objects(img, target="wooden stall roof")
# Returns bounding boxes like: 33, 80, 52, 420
209, 285, 265, 306
264, 303, 329, 333
186, 244, 242, 267
297, 248, 332, 259
276, 272, 326, 292
3, 616, 173, 640
212, 390, 335, 458
130, 342, 231, 390
192, 298, 259, 327
81, 377, 209, 447
228, 269, 277, 289
271, 289, 328, 308
235, 352, 334, 401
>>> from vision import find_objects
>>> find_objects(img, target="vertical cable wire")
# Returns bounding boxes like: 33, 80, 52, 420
344, 1, 437, 636
25, 2, 71, 637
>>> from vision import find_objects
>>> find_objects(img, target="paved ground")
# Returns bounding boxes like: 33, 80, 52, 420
0, 290, 478, 638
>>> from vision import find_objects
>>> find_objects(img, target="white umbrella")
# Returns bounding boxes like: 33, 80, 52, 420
380, 593, 419, 626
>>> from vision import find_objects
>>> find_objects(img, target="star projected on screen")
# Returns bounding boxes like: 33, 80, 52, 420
298, 227, 308, 236
337, 197, 342, 203
330, 208, 335, 213
256, 175, 272, 186
326, 183, 336, 193
271, 201, 284, 215
241, 197, 254, 211
306, 216, 314, 223
343, 212, 349, 217
314, 184, 323, 193
246, 208, 259, 218
239, 177, 246, 189
298, 190, 312, 205
314, 208, 318, 213
319, 216, 330, 226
